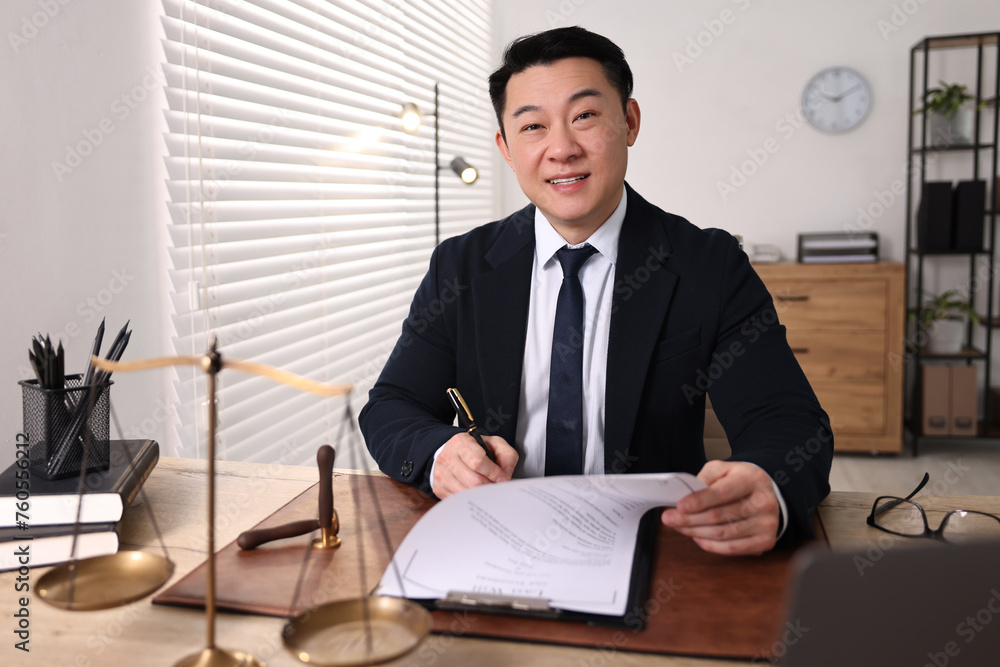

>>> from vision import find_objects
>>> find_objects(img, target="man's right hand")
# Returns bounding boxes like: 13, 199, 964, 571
431, 433, 518, 499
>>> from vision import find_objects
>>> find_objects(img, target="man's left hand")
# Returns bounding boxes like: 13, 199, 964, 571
661, 460, 780, 556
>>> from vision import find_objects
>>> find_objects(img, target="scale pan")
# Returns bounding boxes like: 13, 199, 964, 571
283, 596, 432, 666
38, 551, 175, 611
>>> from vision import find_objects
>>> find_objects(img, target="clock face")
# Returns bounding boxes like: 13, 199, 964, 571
802, 67, 872, 133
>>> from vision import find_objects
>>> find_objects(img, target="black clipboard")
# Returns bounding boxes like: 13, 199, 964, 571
420, 507, 660, 629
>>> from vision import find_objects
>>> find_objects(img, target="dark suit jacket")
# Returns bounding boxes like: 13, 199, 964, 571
360, 184, 832, 542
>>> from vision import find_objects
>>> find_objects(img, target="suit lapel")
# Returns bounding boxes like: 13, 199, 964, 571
472, 206, 535, 443
604, 185, 677, 471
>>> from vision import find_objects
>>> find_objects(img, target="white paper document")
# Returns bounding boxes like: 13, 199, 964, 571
378, 473, 705, 617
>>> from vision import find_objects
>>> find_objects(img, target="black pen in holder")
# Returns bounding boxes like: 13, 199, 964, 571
19, 375, 112, 480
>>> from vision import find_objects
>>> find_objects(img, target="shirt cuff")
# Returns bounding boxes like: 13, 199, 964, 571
746, 462, 789, 541
428, 443, 448, 496
770, 476, 789, 540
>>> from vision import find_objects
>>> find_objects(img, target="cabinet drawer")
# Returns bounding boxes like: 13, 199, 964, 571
767, 279, 886, 330
787, 331, 885, 382
813, 383, 885, 436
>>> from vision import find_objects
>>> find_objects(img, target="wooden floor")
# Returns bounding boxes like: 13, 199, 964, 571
830, 439, 1000, 496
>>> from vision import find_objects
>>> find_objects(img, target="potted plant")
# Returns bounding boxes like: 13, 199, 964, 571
914, 81, 985, 146
910, 290, 980, 354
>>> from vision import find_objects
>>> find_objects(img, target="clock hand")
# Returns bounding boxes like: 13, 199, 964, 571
830, 84, 861, 102
808, 88, 835, 106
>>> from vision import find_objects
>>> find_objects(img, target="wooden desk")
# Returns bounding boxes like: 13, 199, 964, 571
1, 460, 995, 666
818, 490, 1000, 552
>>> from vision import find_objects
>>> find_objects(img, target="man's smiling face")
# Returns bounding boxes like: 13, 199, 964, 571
496, 56, 640, 243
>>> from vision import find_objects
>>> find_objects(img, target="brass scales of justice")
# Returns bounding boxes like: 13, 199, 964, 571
35, 339, 432, 666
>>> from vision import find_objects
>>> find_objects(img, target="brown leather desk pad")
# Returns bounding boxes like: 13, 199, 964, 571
155, 472, 818, 660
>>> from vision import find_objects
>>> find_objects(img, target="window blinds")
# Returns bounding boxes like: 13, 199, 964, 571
162, 0, 496, 465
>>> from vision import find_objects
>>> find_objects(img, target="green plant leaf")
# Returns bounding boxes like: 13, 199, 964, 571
911, 289, 980, 328
913, 80, 981, 119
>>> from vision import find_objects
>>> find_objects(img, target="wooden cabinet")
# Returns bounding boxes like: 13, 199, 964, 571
754, 262, 905, 453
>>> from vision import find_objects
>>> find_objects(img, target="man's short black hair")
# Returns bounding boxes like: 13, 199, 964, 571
488, 26, 634, 141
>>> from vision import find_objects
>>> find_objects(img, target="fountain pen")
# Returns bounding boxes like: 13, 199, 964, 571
446, 387, 496, 463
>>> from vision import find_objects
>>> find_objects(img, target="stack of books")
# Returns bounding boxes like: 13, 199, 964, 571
0, 439, 158, 571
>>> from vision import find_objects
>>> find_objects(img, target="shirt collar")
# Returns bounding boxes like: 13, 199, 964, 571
533, 188, 627, 267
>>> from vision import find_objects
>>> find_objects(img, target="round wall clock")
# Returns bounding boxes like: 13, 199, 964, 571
801, 67, 872, 133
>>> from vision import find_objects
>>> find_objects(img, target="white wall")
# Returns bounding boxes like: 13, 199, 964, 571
0, 1, 172, 471
493, 0, 998, 263
1, 1, 997, 471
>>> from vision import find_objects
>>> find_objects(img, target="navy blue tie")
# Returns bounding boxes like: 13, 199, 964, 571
546, 245, 597, 476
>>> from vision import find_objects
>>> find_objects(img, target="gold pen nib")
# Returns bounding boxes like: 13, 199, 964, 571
448, 387, 475, 425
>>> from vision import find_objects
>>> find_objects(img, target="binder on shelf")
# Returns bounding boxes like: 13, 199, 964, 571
950, 364, 978, 436
953, 180, 986, 252
917, 181, 955, 252
797, 232, 878, 263
921, 365, 979, 437
921, 365, 950, 436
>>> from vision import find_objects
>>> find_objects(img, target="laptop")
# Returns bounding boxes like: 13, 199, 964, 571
778, 540, 1000, 667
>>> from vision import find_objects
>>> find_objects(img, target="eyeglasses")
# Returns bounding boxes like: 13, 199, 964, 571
867, 473, 1000, 545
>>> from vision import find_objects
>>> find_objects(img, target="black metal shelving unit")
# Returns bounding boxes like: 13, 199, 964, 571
905, 32, 1000, 454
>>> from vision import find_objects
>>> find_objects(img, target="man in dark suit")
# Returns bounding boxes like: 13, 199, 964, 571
360, 26, 832, 556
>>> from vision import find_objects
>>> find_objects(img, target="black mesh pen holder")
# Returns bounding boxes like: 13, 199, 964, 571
19, 375, 112, 480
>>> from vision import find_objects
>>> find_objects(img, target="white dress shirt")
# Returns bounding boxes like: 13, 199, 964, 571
514, 190, 626, 476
